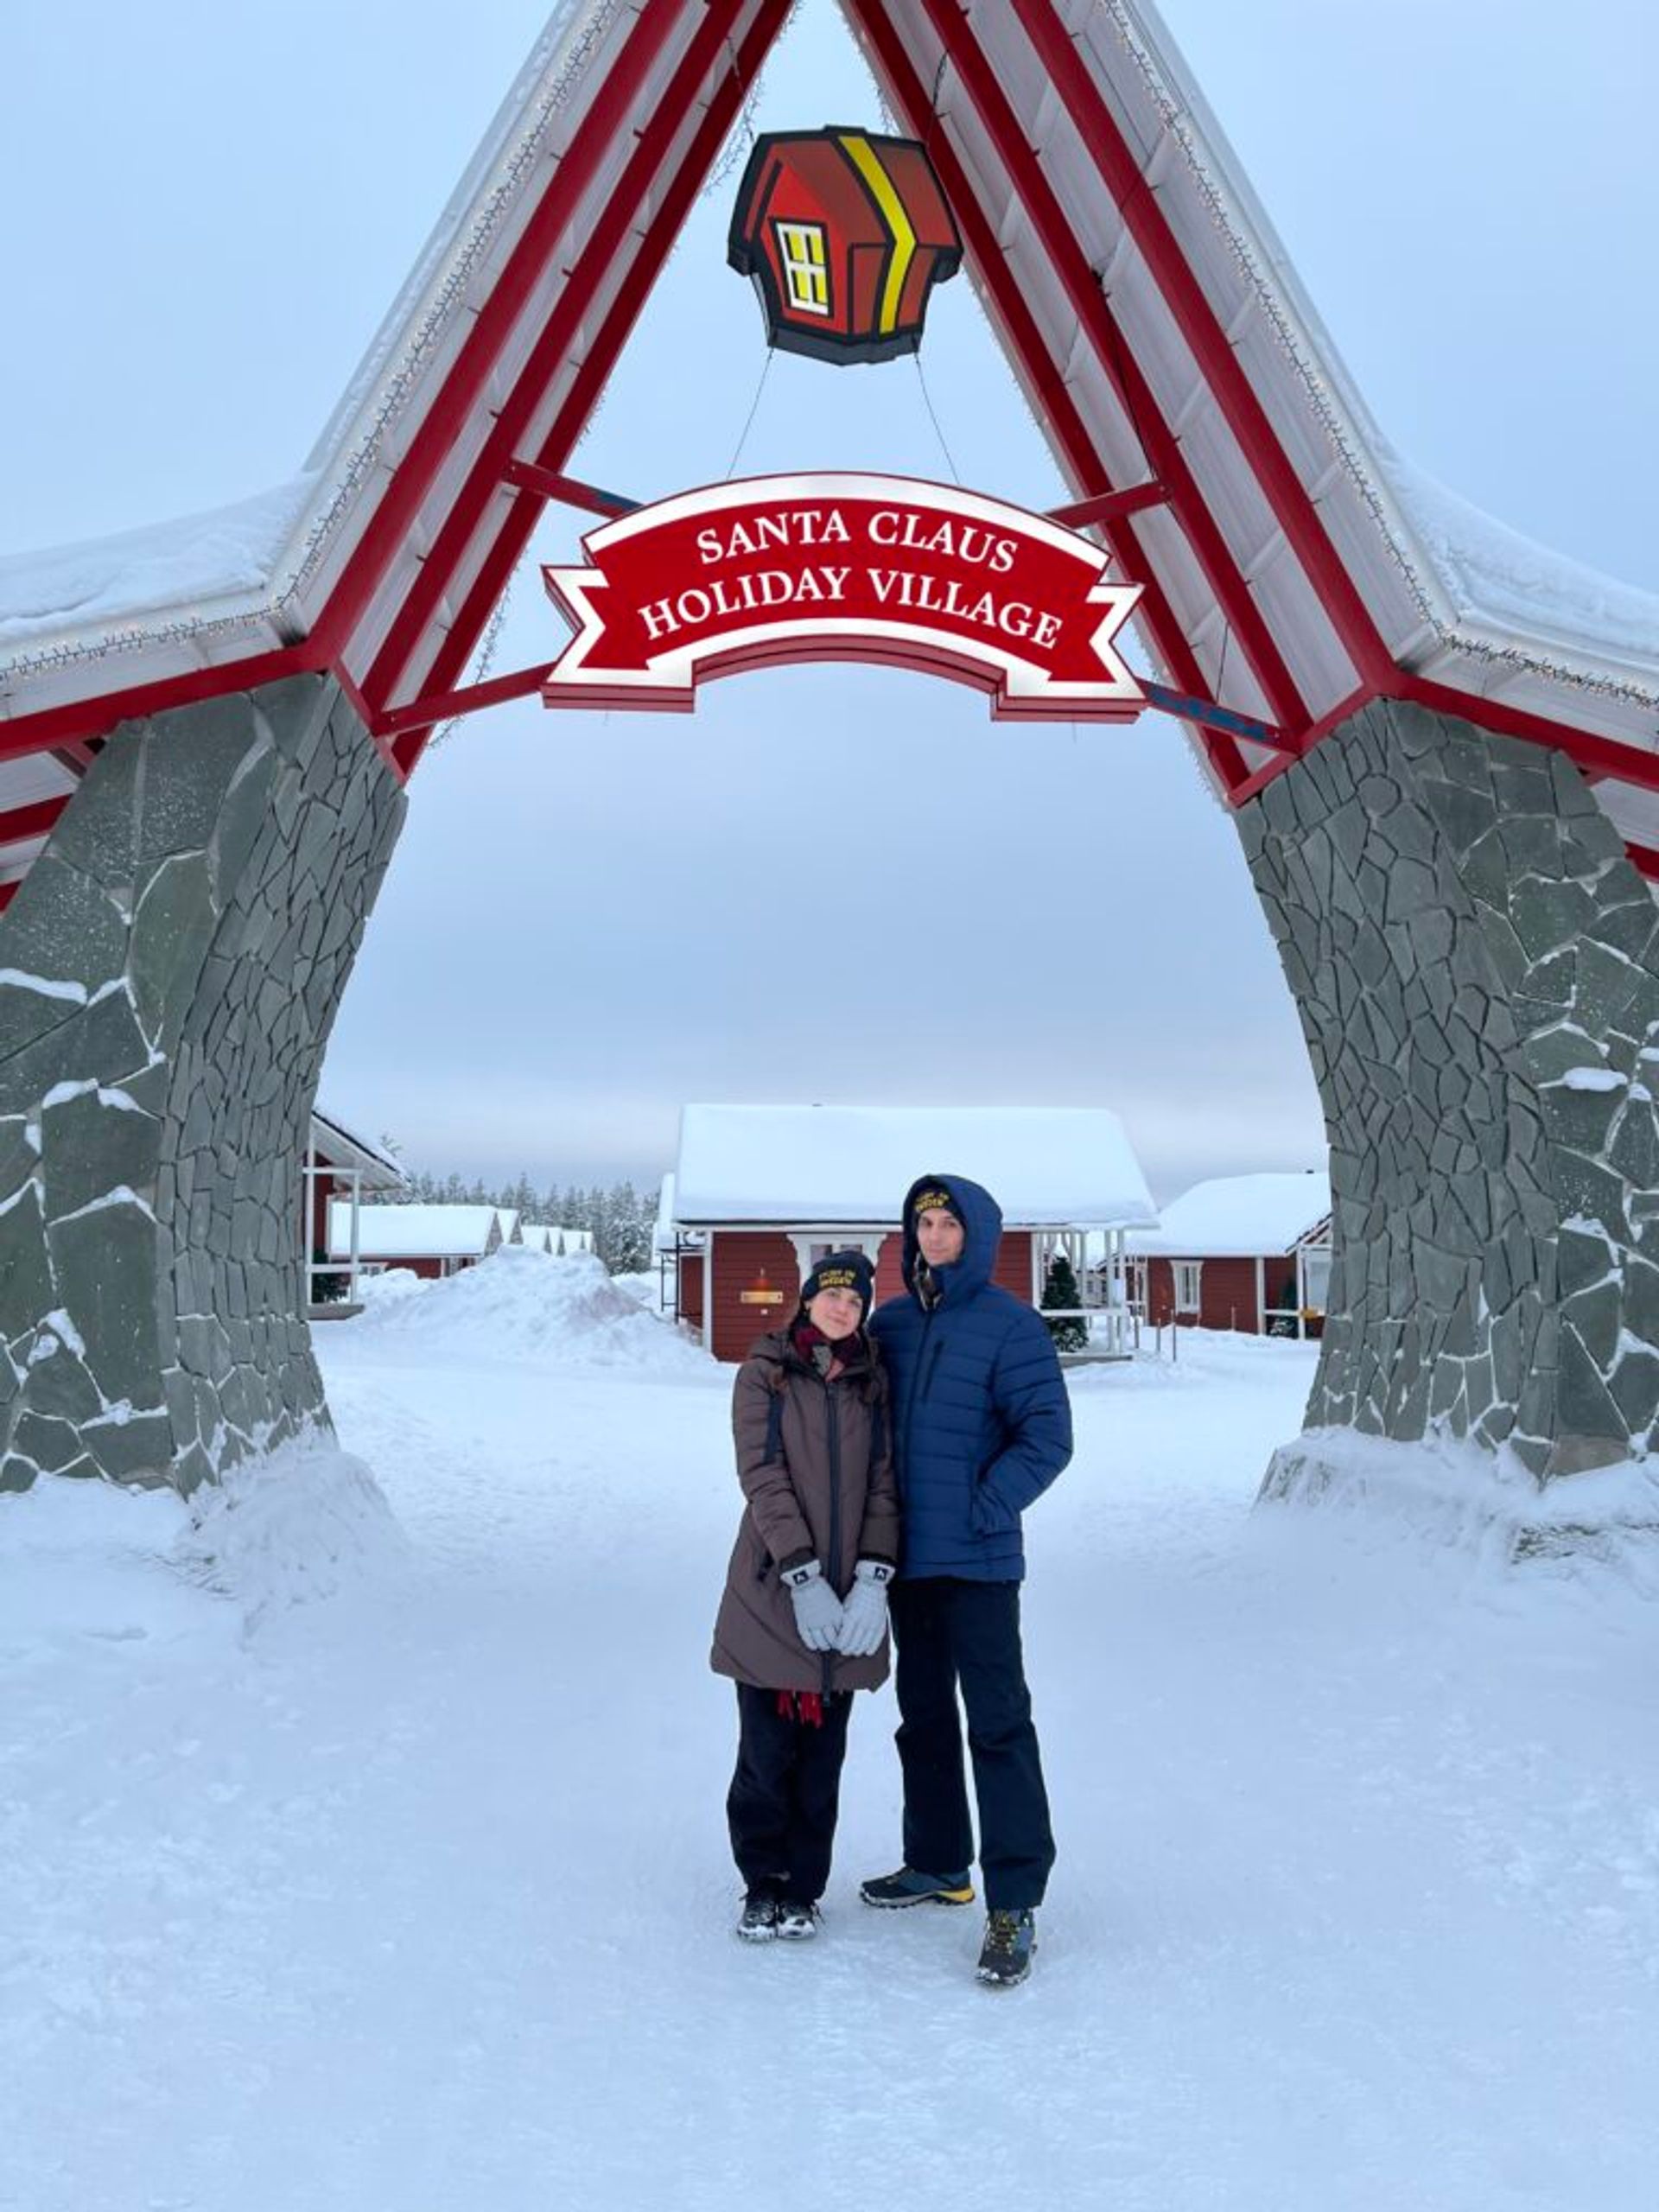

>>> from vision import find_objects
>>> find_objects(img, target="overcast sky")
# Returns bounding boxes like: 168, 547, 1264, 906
3, 2, 1655, 1203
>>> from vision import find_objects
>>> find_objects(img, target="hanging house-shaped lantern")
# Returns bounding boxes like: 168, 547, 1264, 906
728, 127, 962, 365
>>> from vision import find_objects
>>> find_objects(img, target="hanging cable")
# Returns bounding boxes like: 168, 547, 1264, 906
1213, 620, 1234, 709
722, 347, 774, 479
912, 353, 962, 485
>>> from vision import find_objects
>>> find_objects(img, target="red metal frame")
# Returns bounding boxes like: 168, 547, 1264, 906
316, 0, 702, 683
908, 0, 1312, 735
3, 0, 1656, 882
501, 462, 639, 519
0, 794, 71, 846
842, 0, 1255, 794
1047, 485, 1168, 531
391, 0, 791, 775
363, 0, 763, 715
1017, 1, 1396, 697
377, 660, 554, 743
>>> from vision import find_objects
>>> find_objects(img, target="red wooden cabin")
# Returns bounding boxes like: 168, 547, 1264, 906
671, 1102, 1154, 1363
1127, 1172, 1332, 1338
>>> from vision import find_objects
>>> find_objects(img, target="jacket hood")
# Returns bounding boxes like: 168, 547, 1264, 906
899, 1173, 1002, 1306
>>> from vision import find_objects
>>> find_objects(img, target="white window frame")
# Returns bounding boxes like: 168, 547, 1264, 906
786, 1230, 887, 1287
1173, 1260, 1203, 1315
773, 220, 830, 315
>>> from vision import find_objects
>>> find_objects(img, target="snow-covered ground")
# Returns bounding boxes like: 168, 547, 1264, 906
4, 1249, 1656, 2211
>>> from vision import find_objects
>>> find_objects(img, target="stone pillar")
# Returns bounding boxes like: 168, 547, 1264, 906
1240, 696, 1659, 1491
0, 676, 404, 1494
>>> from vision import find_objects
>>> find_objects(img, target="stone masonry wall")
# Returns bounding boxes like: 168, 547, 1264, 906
0, 675, 404, 1494
1241, 696, 1659, 1487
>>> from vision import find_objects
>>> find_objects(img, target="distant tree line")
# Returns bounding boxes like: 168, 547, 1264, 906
381, 1161, 659, 1274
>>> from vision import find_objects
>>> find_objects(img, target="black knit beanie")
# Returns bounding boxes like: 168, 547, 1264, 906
798, 1249, 874, 1323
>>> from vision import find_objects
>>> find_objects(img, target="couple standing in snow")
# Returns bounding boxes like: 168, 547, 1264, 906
709, 1172, 1073, 1988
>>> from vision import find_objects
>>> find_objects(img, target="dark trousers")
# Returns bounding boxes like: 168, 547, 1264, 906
890, 1576, 1056, 1911
727, 1684, 853, 1904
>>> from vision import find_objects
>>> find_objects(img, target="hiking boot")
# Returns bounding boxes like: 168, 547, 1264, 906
774, 1897, 821, 1940
736, 1891, 780, 1942
976, 1908, 1036, 1986
859, 1865, 976, 1909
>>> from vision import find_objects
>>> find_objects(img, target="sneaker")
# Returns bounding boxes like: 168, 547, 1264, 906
774, 1897, 821, 1940
976, 1909, 1037, 1987
736, 1891, 780, 1942
859, 1865, 976, 1909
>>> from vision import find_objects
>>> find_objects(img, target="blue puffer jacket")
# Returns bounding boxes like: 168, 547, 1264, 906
870, 1173, 1072, 1581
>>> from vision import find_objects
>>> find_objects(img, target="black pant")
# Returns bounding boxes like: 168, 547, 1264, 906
890, 1576, 1055, 1911
727, 1684, 853, 1904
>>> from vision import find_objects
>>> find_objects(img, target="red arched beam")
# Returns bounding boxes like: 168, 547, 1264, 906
842, 0, 1256, 795
0, 794, 71, 846
390, 0, 792, 773
908, 0, 1313, 736
310, 0, 700, 678
1019, 2, 1396, 698
363, 0, 775, 717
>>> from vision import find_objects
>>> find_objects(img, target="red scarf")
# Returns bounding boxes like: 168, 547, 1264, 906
790, 1319, 863, 1378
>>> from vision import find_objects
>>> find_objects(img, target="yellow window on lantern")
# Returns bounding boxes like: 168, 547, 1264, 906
774, 221, 830, 315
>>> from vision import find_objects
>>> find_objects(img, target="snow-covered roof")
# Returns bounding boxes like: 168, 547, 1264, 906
652, 1176, 683, 1254
327, 1202, 502, 1261
521, 1223, 595, 1255
308, 1106, 404, 1192
1128, 1171, 1331, 1258
674, 1104, 1156, 1228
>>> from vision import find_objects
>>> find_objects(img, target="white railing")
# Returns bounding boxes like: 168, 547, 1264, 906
1045, 1305, 1141, 1360
302, 1161, 363, 1313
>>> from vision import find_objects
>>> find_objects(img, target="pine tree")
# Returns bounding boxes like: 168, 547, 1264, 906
1041, 1251, 1089, 1352
608, 1179, 650, 1273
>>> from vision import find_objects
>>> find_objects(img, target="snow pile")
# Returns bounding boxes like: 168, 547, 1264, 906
174, 1433, 408, 1627
0, 1476, 201, 1656
1263, 1423, 1659, 1589
1066, 1322, 1316, 1394
353, 1265, 429, 1306
0, 1433, 404, 1653
343, 1244, 711, 1370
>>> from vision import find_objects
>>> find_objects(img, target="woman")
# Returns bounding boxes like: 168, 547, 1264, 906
710, 1250, 899, 1941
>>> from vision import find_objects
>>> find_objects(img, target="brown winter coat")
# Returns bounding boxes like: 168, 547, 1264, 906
709, 1327, 901, 1694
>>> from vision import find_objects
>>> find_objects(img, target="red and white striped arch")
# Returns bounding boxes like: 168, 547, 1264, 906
3, 0, 1656, 915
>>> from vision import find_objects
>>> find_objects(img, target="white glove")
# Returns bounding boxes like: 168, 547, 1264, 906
836, 1560, 893, 1658
782, 1560, 843, 1653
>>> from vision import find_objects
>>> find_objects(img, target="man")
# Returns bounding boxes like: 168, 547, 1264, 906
862, 1173, 1072, 1987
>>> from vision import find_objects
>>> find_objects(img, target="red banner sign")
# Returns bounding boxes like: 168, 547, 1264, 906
541, 474, 1144, 721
